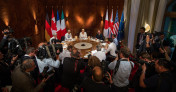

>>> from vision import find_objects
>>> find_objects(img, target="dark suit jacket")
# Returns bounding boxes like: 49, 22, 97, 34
0, 61, 12, 88
96, 34, 104, 40
0, 37, 8, 54
11, 66, 45, 92
136, 33, 146, 49
61, 57, 85, 88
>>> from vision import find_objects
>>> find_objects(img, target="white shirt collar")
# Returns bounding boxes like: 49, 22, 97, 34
24, 54, 30, 57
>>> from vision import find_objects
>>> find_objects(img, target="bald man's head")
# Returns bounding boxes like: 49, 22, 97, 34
92, 66, 103, 82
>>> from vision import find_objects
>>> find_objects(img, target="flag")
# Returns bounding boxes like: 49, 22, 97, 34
103, 9, 109, 38
61, 10, 67, 38
45, 13, 52, 41
118, 10, 124, 41
56, 10, 61, 40
113, 8, 119, 36
108, 8, 115, 38
51, 9, 57, 36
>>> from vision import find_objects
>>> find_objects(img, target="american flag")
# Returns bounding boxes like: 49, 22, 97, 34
113, 9, 119, 36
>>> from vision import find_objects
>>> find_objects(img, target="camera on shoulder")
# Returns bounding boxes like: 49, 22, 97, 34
36, 44, 63, 60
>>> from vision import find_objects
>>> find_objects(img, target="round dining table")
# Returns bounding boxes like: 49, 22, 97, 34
61, 38, 106, 59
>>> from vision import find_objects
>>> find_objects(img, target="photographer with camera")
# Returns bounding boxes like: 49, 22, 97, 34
130, 52, 156, 92
140, 58, 174, 92
137, 30, 156, 56
0, 27, 12, 55
35, 45, 60, 92
36, 49, 60, 73
108, 46, 134, 92
138, 52, 156, 78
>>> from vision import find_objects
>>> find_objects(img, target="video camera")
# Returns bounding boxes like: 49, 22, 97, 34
36, 44, 63, 60
129, 57, 155, 66
40, 66, 55, 79
18, 37, 32, 50
8, 38, 24, 56
7, 37, 32, 57
3, 26, 14, 35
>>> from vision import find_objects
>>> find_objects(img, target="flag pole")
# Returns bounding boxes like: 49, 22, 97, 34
45, 5, 48, 41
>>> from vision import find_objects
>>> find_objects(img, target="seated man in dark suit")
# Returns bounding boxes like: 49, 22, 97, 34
11, 59, 48, 92
81, 66, 112, 92
61, 49, 85, 91
96, 30, 104, 40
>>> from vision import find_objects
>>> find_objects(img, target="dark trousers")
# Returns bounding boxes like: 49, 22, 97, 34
112, 84, 128, 92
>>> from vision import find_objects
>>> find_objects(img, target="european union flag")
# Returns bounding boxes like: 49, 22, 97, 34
117, 10, 124, 41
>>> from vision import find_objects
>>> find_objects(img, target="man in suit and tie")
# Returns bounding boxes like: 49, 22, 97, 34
21, 47, 39, 84
136, 27, 146, 50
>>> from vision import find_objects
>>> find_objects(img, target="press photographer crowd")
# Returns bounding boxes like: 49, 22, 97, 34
0, 26, 176, 92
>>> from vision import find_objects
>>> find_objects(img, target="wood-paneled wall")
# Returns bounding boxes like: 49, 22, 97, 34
0, 0, 124, 47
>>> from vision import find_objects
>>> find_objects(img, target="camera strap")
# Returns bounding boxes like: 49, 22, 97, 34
45, 46, 52, 58
113, 59, 133, 78
74, 60, 79, 72
51, 44, 57, 57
